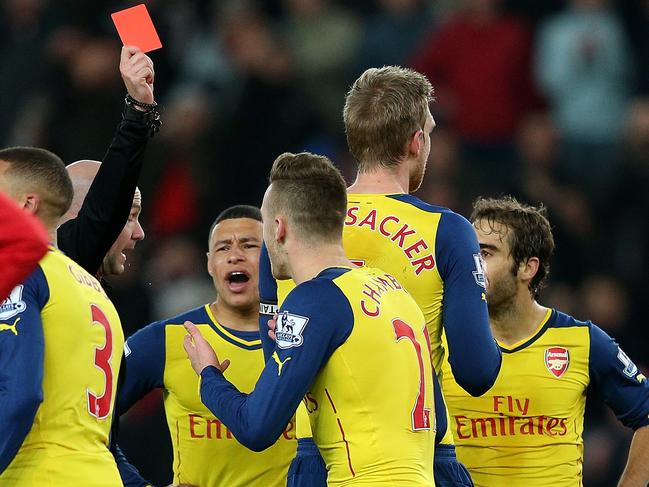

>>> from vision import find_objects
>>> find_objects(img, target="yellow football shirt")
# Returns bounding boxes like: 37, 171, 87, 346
442, 308, 649, 486
118, 304, 296, 486
0, 247, 123, 486
206, 267, 435, 486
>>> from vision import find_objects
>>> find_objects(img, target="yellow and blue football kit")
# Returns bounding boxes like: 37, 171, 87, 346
260, 194, 501, 487
115, 304, 296, 487
203, 267, 436, 486
441, 308, 649, 486
0, 247, 124, 486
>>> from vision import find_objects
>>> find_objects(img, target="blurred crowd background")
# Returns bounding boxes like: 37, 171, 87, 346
2, 0, 648, 484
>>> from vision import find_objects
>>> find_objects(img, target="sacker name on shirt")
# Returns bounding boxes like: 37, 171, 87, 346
187, 413, 295, 441
345, 206, 436, 275
454, 395, 569, 440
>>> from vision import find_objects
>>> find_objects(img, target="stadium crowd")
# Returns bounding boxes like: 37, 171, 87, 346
1, 0, 648, 485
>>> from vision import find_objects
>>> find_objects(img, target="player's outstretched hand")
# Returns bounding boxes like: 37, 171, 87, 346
267, 313, 278, 342
120, 45, 155, 105
183, 321, 230, 375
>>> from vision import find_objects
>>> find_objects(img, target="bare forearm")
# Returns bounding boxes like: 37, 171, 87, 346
619, 425, 649, 487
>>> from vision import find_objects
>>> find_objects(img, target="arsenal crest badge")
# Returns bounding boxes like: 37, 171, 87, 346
545, 347, 570, 378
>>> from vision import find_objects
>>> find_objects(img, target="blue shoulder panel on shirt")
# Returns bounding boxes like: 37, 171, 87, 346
279, 271, 354, 363
313, 267, 352, 281
386, 193, 451, 214
0, 266, 49, 322
548, 309, 590, 328
164, 305, 211, 327
588, 322, 649, 430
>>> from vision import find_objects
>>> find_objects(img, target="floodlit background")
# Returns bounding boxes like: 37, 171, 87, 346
2, 0, 648, 484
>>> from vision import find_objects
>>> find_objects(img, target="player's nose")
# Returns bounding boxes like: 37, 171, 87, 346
227, 245, 245, 263
132, 221, 145, 242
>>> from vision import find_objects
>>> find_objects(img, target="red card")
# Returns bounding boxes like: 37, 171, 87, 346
111, 4, 162, 53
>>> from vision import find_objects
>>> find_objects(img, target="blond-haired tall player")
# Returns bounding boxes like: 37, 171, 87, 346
259, 66, 502, 487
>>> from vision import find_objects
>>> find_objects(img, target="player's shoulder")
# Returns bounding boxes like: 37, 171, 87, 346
133, 305, 209, 339
0, 265, 48, 323
284, 268, 354, 317
385, 193, 453, 215
278, 268, 354, 348
547, 309, 591, 330
289, 268, 351, 302
41, 245, 77, 270
387, 194, 473, 233
161, 305, 210, 327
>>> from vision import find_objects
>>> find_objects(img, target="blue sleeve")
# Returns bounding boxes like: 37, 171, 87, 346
437, 212, 501, 396
0, 268, 48, 472
113, 322, 164, 487
588, 324, 649, 430
116, 321, 165, 415
113, 445, 152, 487
258, 244, 278, 361
200, 279, 353, 451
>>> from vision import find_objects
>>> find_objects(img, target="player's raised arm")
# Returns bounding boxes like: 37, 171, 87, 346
58, 45, 159, 275
437, 211, 501, 396
0, 192, 48, 301
185, 280, 352, 452
587, 324, 649, 486
0, 269, 48, 473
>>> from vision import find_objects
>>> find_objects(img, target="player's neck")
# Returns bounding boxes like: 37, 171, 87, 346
348, 165, 409, 194
490, 295, 548, 346
48, 229, 57, 247
288, 241, 352, 285
209, 300, 258, 332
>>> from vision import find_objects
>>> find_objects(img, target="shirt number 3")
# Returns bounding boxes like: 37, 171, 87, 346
87, 304, 114, 419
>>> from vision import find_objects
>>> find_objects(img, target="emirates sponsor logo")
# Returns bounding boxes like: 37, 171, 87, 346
545, 347, 570, 378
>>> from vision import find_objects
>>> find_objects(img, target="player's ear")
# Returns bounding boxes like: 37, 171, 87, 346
206, 252, 213, 276
520, 257, 540, 283
408, 129, 424, 157
22, 193, 40, 216
275, 216, 286, 243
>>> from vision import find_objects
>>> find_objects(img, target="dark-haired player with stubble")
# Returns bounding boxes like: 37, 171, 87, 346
259, 66, 501, 487
114, 205, 295, 487
0, 147, 124, 485
184, 152, 436, 486
441, 196, 649, 487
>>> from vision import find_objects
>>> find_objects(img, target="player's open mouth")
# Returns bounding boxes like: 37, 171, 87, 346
226, 271, 250, 293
